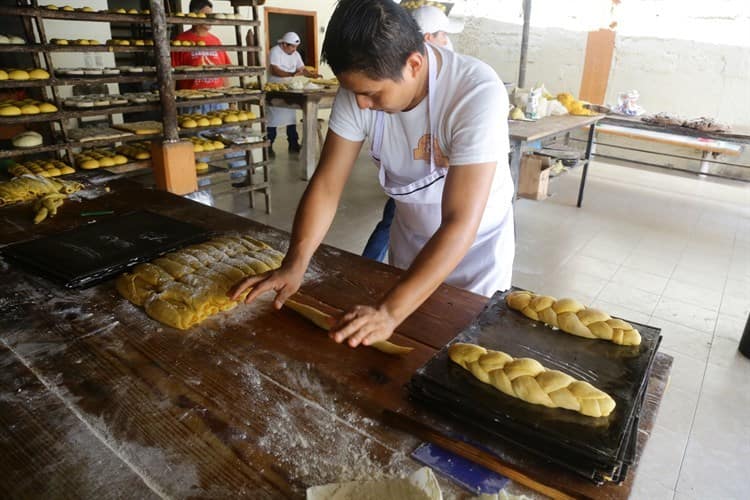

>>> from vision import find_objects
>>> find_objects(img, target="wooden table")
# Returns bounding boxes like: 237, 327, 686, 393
601, 114, 750, 144
0, 180, 670, 499
509, 114, 604, 207
265, 88, 338, 181
596, 115, 748, 179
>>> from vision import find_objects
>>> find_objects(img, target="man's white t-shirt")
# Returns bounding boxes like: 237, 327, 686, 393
328, 45, 513, 208
268, 44, 304, 83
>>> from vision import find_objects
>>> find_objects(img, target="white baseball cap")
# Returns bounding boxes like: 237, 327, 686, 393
278, 32, 300, 45
412, 6, 464, 34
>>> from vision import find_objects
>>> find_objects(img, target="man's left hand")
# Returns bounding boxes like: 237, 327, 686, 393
330, 305, 397, 348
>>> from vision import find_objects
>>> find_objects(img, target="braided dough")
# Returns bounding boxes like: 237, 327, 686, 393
506, 291, 641, 346
449, 343, 615, 417
0, 174, 82, 206
116, 235, 283, 330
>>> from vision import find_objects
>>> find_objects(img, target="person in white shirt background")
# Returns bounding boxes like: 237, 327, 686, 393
412, 5, 464, 52
361, 4, 465, 262
230, 0, 514, 350
266, 32, 319, 157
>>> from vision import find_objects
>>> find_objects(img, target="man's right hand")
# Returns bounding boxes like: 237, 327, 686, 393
228, 262, 306, 310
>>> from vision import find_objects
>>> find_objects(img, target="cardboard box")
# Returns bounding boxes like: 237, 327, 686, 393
518, 153, 551, 200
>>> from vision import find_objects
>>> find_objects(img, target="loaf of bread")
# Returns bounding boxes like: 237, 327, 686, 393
506, 291, 641, 346
449, 343, 615, 417
0, 175, 82, 206
32, 192, 66, 224
116, 235, 284, 330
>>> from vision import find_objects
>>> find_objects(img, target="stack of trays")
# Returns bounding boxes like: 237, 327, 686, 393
408, 289, 661, 484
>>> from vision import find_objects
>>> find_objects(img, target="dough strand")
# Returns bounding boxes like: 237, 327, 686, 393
284, 299, 413, 356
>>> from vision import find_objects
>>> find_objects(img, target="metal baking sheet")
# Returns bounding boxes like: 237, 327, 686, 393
409, 289, 661, 465
2, 211, 209, 288
409, 356, 651, 483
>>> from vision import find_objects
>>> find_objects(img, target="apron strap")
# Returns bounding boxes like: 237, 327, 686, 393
375, 44, 448, 201
371, 110, 385, 162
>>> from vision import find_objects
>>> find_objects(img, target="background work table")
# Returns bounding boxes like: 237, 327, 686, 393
264, 87, 338, 181
0, 181, 670, 499
508, 114, 604, 207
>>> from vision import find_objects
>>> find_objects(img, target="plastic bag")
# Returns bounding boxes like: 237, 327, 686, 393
525, 87, 542, 119
613, 90, 645, 116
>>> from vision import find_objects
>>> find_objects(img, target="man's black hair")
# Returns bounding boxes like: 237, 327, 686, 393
322, 0, 425, 81
189, 0, 212, 13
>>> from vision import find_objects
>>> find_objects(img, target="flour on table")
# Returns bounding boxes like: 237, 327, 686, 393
307, 466, 442, 500
237, 360, 416, 494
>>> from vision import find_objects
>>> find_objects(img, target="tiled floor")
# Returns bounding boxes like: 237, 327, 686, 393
207, 147, 750, 500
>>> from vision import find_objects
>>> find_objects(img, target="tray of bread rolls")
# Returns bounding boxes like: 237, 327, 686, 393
408, 288, 661, 484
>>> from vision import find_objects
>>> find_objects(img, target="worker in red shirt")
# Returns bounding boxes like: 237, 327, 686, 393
171, 0, 231, 99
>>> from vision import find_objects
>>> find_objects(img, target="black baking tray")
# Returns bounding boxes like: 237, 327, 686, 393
410, 334, 656, 471
2, 211, 210, 288
409, 356, 651, 483
409, 289, 662, 468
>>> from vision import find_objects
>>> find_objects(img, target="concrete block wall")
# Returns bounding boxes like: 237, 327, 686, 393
459, 17, 588, 93
607, 37, 750, 127
455, 0, 750, 128
454, 0, 749, 179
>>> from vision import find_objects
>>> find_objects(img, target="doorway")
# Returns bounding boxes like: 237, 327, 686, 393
264, 7, 318, 70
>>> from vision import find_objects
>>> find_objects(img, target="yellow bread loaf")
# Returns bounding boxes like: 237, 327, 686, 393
506, 290, 641, 346
449, 342, 616, 417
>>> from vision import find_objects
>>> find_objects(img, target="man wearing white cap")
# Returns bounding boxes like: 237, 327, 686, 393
412, 5, 464, 52
266, 32, 318, 157
361, 5, 464, 262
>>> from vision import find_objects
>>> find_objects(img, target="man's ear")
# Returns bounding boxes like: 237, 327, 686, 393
404, 51, 425, 79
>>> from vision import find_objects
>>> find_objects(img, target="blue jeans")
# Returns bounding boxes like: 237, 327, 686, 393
267, 125, 299, 149
362, 198, 395, 262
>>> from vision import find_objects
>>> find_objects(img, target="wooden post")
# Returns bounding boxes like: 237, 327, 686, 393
518, 0, 532, 89
149, 0, 196, 195
579, 29, 616, 104
149, 0, 178, 140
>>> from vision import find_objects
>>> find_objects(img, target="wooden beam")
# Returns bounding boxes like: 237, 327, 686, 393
579, 29, 615, 104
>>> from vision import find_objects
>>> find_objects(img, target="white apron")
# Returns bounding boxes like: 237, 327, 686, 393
267, 101, 297, 128
267, 50, 298, 128
370, 46, 514, 297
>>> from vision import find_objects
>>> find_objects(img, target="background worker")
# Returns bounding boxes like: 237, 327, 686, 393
230, 0, 514, 349
170, 0, 231, 113
361, 4, 465, 262
266, 32, 319, 157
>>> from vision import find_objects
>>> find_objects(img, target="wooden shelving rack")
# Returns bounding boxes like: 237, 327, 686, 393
0, 0, 272, 213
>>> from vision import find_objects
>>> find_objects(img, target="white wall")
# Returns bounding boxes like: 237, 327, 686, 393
454, 0, 750, 127
38, 0, 750, 128
37, 0, 746, 160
